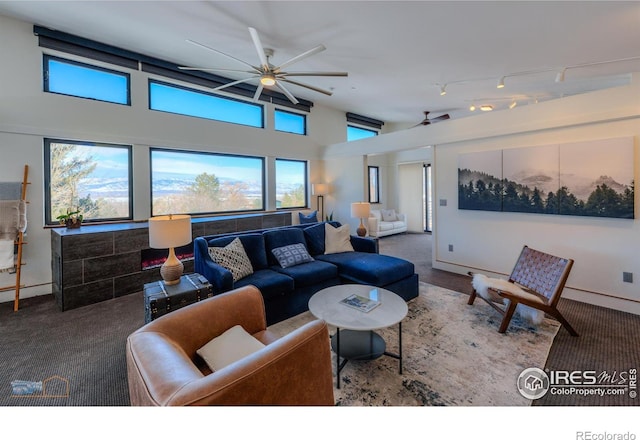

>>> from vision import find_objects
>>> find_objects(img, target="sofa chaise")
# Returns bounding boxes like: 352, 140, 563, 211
194, 221, 419, 325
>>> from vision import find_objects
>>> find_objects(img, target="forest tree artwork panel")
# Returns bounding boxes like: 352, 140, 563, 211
458, 137, 634, 219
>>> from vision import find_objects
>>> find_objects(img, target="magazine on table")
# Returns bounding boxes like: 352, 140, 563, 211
339, 291, 381, 313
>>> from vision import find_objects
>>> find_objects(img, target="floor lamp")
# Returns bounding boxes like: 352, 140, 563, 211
351, 202, 371, 237
312, 183, 328, 221
148, 214, 192, 285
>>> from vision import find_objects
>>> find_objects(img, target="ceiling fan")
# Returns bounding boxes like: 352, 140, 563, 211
179, 27, 348, 105
411, 111, 450, 128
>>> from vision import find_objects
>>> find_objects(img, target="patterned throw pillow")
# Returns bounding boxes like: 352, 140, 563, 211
271, 243, 314, 269
208, 237, 254, 282
298, 210, 318, 224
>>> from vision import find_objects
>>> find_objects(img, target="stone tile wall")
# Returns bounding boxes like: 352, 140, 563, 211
51, 212, 291, 311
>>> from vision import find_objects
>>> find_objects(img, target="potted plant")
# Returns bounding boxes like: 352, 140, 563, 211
56, 209, 83, 229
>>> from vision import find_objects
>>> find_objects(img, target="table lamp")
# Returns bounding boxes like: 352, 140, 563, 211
350, 202, 371, 237
312, 183, 329, 221
148, 214, 192, 285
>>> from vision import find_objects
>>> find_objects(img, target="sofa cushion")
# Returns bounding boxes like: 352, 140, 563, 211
271, 260, 339, 288
208, 237, 254, 282
392, 221, 406, 229
379, 222, 394, 231
316, 252, 415, 286
196, 325, 265, 371
272, 243, 314, 268
381, 209, 398, 222
303, 222, 326, 256
234, 269, 295, 301
298, 210, 318, 224
263, 228, 307, 267
207, 234, 268, 270
325, 223, 354, 254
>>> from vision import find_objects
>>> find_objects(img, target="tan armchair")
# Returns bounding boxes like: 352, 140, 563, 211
126, 285, 335, 405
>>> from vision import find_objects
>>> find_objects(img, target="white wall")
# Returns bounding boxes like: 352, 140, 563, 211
325, 74, 640, 315
0, 14, 347, 303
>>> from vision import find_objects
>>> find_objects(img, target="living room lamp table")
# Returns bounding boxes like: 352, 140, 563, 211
308, 284, 408, 388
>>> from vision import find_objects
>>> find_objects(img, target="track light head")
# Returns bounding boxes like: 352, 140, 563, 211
480, 105, 493, 111
440, 84, 447, 96
497, 76, 505, 89
469, 104, 476, 111
555, 68, 566, 83
509, 100, 517, 109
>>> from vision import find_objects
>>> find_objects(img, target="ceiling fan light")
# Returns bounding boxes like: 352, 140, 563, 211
480, 105, 493, 111
497, 76, 505, 89
260, 74, 276, 86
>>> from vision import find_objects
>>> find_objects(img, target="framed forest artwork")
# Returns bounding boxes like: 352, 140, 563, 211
458, 137, 634, 219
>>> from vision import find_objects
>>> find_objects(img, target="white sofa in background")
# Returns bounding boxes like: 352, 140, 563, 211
368, 209, 407, 238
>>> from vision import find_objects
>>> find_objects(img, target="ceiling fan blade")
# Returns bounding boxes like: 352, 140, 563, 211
186, 39, 260, 72
430, 114, 450, 122
248, 27, 270, 71
275, 81, 299, 105
276, 45, 326, 71
280, 71, 348, 77
280, 78, 333, 96
252, 83, 264, 102
212, 76, 259, 92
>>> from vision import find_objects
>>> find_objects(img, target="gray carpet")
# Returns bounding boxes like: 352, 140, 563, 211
1, 232, 638, 406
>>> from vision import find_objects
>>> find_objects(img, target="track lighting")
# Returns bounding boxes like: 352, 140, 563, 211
440, 84, 447, 96
555, 68, 566, 83
469, 104, 476, 111
509, 100, 517, 109
497, 76, 505, 89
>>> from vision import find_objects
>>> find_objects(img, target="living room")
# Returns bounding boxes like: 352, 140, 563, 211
0, 1, 639, 437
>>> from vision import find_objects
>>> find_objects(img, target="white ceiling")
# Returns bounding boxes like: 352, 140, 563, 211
1, 1, 640, 127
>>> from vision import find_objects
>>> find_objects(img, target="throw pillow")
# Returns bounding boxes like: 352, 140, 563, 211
208, 237, 254, 282
271, 243, 314, 268
298, 210, 318, 224
324, 223, 354, 254
196, 325, 266, 371
381, 209, 397, 222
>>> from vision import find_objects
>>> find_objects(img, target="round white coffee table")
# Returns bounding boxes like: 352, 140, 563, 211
308, 284, 408, 388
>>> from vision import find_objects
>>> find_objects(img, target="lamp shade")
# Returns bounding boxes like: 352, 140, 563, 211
148, 214, 192, 249
350, 202, 371, 219
312, 183, 329, 196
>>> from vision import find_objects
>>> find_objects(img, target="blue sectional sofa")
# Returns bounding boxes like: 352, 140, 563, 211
194, 221, 419, 325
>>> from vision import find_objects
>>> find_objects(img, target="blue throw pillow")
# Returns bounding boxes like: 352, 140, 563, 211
298, 210, 318, 224
271, 243, 314, 269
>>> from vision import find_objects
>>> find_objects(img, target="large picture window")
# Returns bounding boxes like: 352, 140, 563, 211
151, 148, 265, 216
44, 55, 130, 105
275, 159, 308, 209
44, 139, 133, 225
149, 80, 263, 128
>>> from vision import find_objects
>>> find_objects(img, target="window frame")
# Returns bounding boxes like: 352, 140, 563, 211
43, 54, 131, 105
148, 79, 265, 128
44, 138, 134, 225
275, 158, 309, 210
149, 147, 266, 217
274, 108, 307, 135
368, 166, 380, 204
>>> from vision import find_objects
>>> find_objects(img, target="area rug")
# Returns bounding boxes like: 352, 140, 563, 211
268, 282, 560, 406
